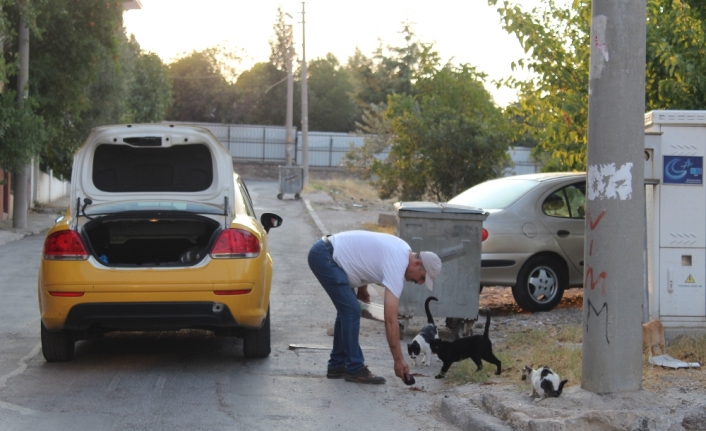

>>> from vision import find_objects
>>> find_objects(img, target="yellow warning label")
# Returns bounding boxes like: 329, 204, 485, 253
686, 275, 696, 283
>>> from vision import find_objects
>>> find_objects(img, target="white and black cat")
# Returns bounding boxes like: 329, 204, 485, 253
407, 296, 439, 367
522, 365, 568, 400
430, 308, 502, 379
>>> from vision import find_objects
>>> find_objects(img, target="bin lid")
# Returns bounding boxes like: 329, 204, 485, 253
394, 201, 487, 215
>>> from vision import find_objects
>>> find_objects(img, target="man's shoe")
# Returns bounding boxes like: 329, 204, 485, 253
326, 365, 346, 379
344, 365, 386, 384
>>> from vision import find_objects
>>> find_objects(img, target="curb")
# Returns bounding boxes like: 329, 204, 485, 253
439, 396, 513, 431
0, 229, 42, 247
0, 232, 26, 246
302, 197, 330, 236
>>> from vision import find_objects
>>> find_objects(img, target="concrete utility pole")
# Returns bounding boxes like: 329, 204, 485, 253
12, 13, 30, 229
300, 1, 309, 185
582, 0, 646, 393
285, 15, 294, 166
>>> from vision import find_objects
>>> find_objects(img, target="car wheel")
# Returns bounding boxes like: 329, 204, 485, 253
41, 322, 75, 362
512, 256, 566, 312
243, 308, 271, 358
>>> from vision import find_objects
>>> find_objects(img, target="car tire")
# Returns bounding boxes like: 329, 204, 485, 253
41, 322, 75, 362
243, 308, 271, 358
513, 256, 566, 312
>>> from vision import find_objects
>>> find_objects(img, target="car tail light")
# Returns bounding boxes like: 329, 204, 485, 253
481, 228, 488, 242
210, 229, 260, 259
44, 230, 89, 260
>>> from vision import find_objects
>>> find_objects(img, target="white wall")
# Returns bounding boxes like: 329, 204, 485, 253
31, 161, 70, 206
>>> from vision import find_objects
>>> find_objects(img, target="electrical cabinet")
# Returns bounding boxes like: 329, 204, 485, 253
645, 110, 706, 336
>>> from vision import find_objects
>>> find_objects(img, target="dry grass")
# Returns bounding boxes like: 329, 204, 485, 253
444, 324, 706, 393
443, 324, 584, 387
361, 221, 395, 235
305, 178, 397, 234
642, 333, 706, 392
304, 178, 384, 202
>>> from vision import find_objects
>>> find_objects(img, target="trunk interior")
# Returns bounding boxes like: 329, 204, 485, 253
82, 214, 221, 267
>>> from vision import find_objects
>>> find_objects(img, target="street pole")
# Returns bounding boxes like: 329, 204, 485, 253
582, 0, 646, 393
285, 22, 294, 166
300, 2, 309, 185
12, 12, 29, 229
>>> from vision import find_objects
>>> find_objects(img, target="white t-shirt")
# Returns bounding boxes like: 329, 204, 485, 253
329, 231, 410, 298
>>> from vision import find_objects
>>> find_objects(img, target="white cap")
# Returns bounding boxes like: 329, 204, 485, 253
419, 251, 442, 291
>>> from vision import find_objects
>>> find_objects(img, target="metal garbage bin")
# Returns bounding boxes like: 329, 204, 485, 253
395, 202, 488, 338
277, 165, 303, 200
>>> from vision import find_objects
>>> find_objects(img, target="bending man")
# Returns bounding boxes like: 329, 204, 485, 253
308, 230, 442, 384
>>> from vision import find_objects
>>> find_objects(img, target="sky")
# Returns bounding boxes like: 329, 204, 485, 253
122, 0, 543, 107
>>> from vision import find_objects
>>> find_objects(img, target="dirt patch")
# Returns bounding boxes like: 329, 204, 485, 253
480, 286, 583, 316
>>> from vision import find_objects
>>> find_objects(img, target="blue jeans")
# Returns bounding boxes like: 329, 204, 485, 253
308, 239, 364, 374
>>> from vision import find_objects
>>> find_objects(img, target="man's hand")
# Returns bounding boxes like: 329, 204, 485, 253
357, 285, 370, 303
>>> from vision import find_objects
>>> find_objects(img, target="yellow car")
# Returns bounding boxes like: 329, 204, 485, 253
38, 124, 282, 362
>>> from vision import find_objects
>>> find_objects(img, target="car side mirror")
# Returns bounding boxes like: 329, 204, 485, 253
260, 213, 283, 233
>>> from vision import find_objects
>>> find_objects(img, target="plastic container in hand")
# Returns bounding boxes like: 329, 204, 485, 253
359, 300, 385, 322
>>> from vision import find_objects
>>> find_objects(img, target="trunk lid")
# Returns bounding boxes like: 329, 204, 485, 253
71, 124, 234, 220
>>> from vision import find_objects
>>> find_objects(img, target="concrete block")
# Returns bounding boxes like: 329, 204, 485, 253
440, 396, 513, 431
683, 404, 706, 430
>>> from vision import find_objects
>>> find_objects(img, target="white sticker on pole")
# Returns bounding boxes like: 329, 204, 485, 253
591, 15, 609, 80
588, 163, 633, 200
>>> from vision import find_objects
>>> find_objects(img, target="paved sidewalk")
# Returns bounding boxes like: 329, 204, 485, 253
0, 196, 70, 246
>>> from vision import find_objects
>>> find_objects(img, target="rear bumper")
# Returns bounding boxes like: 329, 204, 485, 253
38, 254, 273, 331
62, 302, 239, 332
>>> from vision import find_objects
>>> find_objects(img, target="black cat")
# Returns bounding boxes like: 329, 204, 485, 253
430, 308, 502, 379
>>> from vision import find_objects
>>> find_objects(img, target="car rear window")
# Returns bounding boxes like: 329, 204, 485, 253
92, 144, 213, 192
448, 179, 539, 210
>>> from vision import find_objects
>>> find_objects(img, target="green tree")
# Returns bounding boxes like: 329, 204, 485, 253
167, 47, 237, 122
127, 41, 172, 123
269, 6, 294, 72
645, 0, 706, 110
490, 0, 706, 171
342, 102, 393, 179
0, 2, 171, 179
308, 53, 358, 132
232, 62, 290, 125
375, 64, 509, 201
78, 33, 171, 129
77, 31, 131, 134
343, 24, 440, 180
346, 24, 429, 109
0, 90, 44, 173
4, 0, 125, 179
0, 1, 45, 174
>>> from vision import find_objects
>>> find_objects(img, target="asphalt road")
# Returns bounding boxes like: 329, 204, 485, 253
0, 180, 456, 431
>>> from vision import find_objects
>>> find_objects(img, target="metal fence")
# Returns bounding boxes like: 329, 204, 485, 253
167, 121, 384, 167
166, 121, 540, 173
294, 131, 385, 167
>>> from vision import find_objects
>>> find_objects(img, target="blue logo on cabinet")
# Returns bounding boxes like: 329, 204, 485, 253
664, 156, 703, 185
